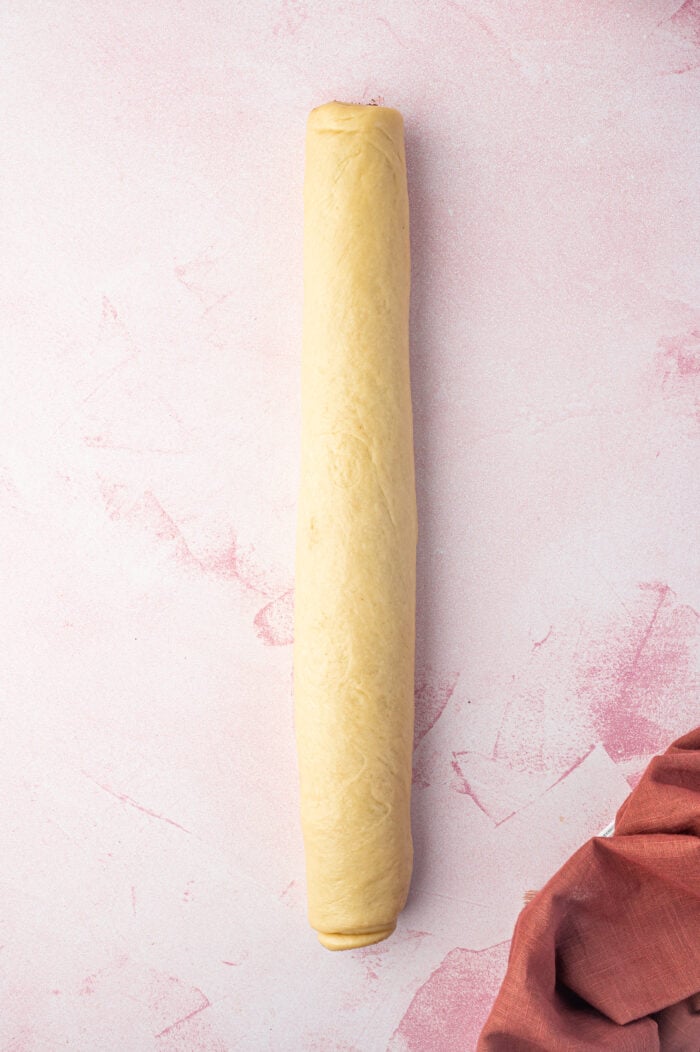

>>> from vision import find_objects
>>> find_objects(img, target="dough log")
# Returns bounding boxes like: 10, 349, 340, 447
295, 102, 417, 951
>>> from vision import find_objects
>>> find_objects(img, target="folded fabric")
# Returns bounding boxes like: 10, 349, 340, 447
478, 728, 700, 1051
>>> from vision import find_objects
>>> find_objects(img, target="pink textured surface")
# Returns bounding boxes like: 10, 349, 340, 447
1, 2, 699, 1049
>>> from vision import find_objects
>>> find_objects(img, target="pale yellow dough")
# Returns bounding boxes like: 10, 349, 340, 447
295, 102, 417, 951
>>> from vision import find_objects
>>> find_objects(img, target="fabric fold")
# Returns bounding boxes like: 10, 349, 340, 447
478, 728, 700, 1051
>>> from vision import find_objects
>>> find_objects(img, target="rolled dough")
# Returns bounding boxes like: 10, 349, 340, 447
294, 101, 417, 951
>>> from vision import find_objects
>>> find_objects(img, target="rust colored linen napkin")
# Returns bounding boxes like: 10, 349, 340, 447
478, 728, 700, 1051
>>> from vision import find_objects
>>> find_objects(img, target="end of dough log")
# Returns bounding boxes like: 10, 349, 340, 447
316, 924, 397, 952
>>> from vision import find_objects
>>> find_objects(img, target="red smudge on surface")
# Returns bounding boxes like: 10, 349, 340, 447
450, 755, 470, 794
414, 669, 460, 748
144, 972, 228, 1049
578, 582, 699, 763
82, 770, 191, 834
388, 942, 510, 1051
101, 484, 202, 570
657, 329, 700, 379
23, 949, 226, 1046
545, 746, 596, 791
532, 626, 552, 650
280, 879, 296, 900
491, 584, 699, 797
667, 0, 700, 46
73, 954, 130, 1001
154, 992, 211, 1039
174, 249, 233, 316
450, 750, 558, 825
80, 973, 97, 996
279, 879, 305, 912
136, 493, 201, 567
254, 589, 294, 646
355, 929, 429, 980
412, 758, 431, 789
207, 533, 274, 594
302, 1036, 363, 1052
127, 967, 228, 1048
100, 484, 286, 598
101, 295, 119, 321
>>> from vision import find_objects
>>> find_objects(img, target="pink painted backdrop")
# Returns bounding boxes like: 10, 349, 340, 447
2, 2, 699, 1049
